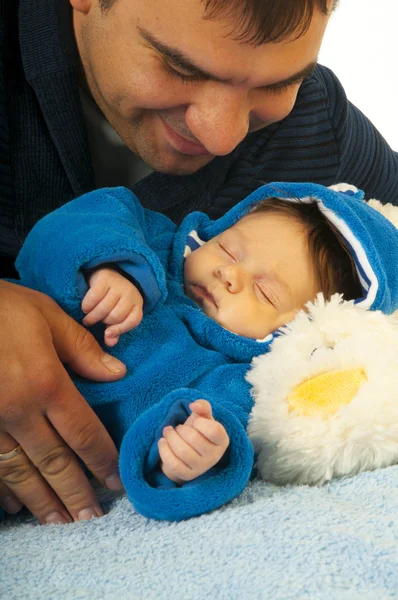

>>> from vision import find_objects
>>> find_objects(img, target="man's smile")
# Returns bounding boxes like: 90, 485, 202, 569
159, 117, 211, 157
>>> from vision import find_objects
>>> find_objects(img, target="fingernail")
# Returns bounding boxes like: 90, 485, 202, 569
45, 511, 70, 525
101, 354, 126, 373
78, 507, 101, 521
1, 496, 22, 514
163, 426, 172, 434
104, 472, 123, 491
105, 330, 115, 338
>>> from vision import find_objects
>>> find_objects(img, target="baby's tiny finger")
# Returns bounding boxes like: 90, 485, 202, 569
192, 418, 229, 447
102, 297, 130, 326
82, 290, 119, 326
104, 309, 143, 340
162, 426, 201, 468
174, 424, 209, 456
189, 400, 213, 419
116, 307, 143, 331
104, 329, 120, 347
81, 285, 108, 315
158, 439, 191, 483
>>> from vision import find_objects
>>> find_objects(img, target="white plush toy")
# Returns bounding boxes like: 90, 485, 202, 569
247, 197, 398, 487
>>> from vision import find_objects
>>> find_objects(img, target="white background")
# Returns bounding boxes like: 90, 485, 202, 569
318, 0, 397, 149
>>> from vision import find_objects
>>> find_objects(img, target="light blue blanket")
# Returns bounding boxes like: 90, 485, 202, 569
2, 466, 398, 599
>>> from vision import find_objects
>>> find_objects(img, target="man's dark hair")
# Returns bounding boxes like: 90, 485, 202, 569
99, 1, 339, 45
250, 197, 362, 303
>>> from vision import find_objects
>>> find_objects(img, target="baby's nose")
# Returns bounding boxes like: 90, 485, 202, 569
215, 264, 244, 293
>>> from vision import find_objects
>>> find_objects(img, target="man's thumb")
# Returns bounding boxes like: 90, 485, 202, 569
50, 310, 126, 381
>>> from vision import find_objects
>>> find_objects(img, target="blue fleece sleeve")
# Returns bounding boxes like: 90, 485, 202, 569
119, 384, 254, 522
15, 187, 175, 320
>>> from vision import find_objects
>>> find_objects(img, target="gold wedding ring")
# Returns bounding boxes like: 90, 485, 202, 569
0, 445, 23, 461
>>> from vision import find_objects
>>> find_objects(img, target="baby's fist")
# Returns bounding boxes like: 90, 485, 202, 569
159, 399, 230, 485
82, 267, 144, 345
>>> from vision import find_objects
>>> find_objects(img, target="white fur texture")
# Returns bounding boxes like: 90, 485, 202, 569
247, 294, 398, 485
367, 198, 398, 229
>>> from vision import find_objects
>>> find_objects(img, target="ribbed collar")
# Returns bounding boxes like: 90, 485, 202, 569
19, 0, 79, 79
18, 0, 94, 196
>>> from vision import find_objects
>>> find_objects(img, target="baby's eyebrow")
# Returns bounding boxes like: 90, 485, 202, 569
222, 227, 245, 245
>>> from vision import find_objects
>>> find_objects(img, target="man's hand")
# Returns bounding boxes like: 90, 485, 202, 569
158, 400, 230, 485
82, 267, 144, 346
0, 281, 126, 524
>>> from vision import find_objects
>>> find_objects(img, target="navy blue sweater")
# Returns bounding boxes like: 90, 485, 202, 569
1, 0, 398, 272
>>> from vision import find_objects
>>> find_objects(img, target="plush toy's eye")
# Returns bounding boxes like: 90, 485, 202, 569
311, 343, 334, 357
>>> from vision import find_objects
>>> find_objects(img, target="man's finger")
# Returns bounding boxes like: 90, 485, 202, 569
44, 299, 126, 381
0, 480, 23, 514
12, 418, 104, 523
0, 432, 73, 524
46, 367, 123, 492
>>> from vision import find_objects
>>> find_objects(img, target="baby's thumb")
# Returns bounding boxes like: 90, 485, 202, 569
189, 399, 213, 419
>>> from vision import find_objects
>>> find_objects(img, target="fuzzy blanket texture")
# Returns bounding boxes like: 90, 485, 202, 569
2, 466, 398, 600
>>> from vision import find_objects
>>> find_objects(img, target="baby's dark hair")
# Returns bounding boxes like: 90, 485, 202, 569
250, 197, 363, 302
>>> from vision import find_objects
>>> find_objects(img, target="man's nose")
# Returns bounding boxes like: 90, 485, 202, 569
215, 264, 244, 293
186, 85, 250, 156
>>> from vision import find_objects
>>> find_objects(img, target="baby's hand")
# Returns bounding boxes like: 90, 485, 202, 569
159, 400, 230, 485
82, 267, 144, 346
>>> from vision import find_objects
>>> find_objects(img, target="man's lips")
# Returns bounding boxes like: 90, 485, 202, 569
160, 118, 210, 157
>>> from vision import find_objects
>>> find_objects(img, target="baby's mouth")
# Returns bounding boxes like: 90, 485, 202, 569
190, 284, 217, 308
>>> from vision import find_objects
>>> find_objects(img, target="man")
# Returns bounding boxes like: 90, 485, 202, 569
0, 0, 397, 525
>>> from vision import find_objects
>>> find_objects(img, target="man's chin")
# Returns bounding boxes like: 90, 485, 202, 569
155, 156, 214, 176
134, 144, 215, 176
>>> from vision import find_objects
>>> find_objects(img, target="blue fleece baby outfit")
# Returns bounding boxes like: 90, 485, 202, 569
15, 182, 398, 521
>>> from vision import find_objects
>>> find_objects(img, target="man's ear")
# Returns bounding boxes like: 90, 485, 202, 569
69, 0, 92, 15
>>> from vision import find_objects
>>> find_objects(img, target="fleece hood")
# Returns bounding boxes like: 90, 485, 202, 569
179, 181, 398, 315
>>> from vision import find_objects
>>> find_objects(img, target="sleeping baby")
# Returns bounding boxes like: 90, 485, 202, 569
16, 181, 385, 521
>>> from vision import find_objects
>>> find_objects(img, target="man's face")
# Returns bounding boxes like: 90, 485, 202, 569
183, 212, 319, 339
72, 0, 330, 175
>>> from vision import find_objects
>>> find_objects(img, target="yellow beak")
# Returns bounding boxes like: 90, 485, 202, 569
287, 368, 367, 418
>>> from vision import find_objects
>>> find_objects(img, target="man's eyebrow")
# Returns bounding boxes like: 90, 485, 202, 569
264, 61, 317, 89
138, 25, 318, 88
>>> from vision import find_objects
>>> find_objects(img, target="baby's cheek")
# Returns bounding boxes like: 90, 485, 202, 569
215, 306, 256, 338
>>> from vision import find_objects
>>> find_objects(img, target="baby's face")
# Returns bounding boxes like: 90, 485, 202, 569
183, 212, 319, 339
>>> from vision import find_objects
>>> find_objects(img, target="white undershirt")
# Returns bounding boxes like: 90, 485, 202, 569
79, 88, 153, 189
